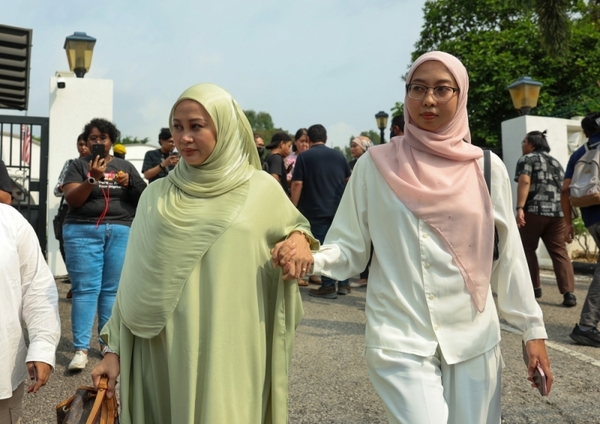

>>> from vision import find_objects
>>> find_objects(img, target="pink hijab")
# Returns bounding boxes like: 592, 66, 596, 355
369, 51, 494, 312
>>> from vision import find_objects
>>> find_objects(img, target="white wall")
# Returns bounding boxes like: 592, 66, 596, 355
48, 76, 113, 276
501, 115, 585, 266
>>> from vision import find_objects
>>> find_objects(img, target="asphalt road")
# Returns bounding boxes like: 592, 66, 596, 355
23, 271, 600, 423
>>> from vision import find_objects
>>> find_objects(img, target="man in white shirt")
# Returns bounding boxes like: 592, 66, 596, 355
0, 204, 60, 423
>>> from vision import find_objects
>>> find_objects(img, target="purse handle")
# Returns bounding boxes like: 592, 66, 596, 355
86, 377, 109, 424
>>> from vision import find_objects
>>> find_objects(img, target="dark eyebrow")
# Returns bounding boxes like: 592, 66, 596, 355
410, 78, 454, 85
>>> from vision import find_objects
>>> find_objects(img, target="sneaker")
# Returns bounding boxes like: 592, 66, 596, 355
68, 350, 88, 371
563, 292, 577, 307
569, 324, 600, 347
337, 286, 352, 295
309, 286, 337, 299
534, 287, 542, 298
350, 279, 368, 288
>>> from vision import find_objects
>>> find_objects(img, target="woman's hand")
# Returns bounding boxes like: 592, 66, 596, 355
115, 171, 129, 188
89, 156, 107, 180
91, 353, 120, 399
271, 232, 314, 280
525, 339, 553, 395
516, 209, 526, 228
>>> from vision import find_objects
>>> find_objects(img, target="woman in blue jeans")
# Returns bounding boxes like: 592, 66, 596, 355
62, 118, 146, 371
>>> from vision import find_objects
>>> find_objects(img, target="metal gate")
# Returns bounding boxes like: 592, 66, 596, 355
0, 115, 49, 256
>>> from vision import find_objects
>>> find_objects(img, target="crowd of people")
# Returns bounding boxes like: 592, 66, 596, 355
3, 51, 600, 423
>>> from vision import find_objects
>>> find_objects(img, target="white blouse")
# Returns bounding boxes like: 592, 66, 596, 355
0, 204, 60, 398
312, 152, 547, 365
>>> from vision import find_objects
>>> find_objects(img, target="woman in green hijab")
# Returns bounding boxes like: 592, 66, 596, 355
91, 83, 316, 424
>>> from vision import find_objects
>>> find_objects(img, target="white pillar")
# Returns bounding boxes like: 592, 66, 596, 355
47, 76, 113, 276
501, 115, 585, 267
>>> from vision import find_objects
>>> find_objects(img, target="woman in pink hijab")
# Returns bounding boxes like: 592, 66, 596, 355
273, 51, 552, 423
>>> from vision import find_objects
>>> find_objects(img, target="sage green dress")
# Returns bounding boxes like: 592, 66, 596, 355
101, 171, 315, 423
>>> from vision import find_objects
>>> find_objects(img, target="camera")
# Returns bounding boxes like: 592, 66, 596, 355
57, 78, 66, 89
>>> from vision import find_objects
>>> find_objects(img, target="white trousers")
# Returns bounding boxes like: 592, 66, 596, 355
365, 344, 503, 424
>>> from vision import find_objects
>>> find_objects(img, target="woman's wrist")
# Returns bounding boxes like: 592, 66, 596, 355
516, 206, 524, 210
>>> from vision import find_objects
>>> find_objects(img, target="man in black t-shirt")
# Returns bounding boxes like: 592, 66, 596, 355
291, 124, 351, 299
142, 128, 180, 183
0, 160, 12, 205
265, 132, 292, 195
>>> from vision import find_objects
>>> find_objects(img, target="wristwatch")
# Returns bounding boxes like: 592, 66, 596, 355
87, 177, 98, 185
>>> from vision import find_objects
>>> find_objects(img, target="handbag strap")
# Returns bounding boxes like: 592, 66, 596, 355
85, 377, 108, 424
483, 149, 491, 194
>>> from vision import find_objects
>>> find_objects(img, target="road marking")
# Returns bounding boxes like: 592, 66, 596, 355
500, 323, 600, 368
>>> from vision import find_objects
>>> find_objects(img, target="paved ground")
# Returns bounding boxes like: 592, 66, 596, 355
23, 271, 600, 423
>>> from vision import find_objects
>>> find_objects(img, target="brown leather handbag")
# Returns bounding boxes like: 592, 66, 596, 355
56, 377, 119, 424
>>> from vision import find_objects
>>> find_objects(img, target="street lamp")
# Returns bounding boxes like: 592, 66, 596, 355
375, 111, 389, 144
507, 76, 543, 115
64, 32, 97, 78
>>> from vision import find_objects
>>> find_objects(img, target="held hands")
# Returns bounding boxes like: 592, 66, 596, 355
271, 232, 314, 280
91, 353, 120, 399
26, 361, 52, 393
525, 339, 553, 395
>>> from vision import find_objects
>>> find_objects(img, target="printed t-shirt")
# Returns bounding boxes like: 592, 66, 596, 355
63, 156, 146, 226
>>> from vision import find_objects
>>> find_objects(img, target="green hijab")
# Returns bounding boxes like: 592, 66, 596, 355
116, 83, 262, 338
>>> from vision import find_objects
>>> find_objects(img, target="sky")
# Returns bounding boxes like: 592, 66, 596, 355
4, 0, 427, 149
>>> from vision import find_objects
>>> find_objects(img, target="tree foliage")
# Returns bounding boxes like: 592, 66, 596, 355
118, 136, 150, 145
243, 110, 291, 144
411, 0, 600, 147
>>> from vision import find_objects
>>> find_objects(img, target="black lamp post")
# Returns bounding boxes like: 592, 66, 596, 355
507, 76, 543, 115
375, 111, 389, 144
64, 32, 97, 78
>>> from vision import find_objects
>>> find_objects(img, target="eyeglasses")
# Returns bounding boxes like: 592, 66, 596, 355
406, 84, 460, 102
88, 134, 109, 142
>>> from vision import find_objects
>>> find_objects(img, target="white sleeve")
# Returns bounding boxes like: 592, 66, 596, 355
312, 156, 372, 280
489, 153, 548, 342
18, 216, 61, 368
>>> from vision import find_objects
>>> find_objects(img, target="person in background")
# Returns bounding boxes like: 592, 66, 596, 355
265, 132, 293, 194
286, 128, 309, 183
0, 159, 12, 205
62, 118, 146, 371
54, 133, 90, 298
113, 143, 126, 159
142, 128, 179, 183
254, 133, 269, 171
291, 124, 352, 298
390, 114, 405, 138
0, 203, 60, 423
562, 111, 600, 347
90, 83, 315, 423
514, 130, 576, 306
348, 135, 372, 171
276, 51, 552, 423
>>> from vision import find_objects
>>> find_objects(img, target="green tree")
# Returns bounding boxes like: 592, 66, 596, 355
411, 0, 600, 147
118, 136, 150, 145
243, 110, 290, 145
